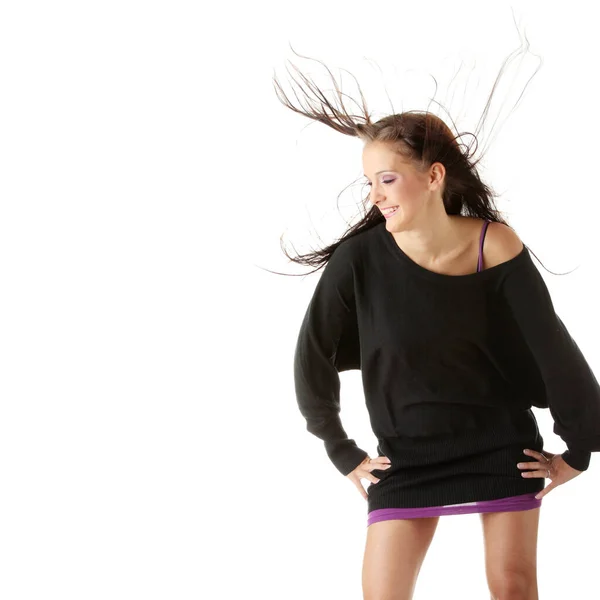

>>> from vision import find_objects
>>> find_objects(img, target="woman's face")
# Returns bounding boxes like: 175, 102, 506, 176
362, 142, 442, 230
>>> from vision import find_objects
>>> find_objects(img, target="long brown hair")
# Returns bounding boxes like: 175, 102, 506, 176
270, 37, 570, 277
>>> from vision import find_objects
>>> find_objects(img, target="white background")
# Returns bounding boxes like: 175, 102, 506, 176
0, 0, 598, 598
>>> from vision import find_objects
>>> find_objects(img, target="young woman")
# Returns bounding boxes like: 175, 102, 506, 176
281, 49, 600, 599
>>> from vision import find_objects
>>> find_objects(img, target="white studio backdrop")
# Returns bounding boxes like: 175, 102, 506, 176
0, 1, 598, 599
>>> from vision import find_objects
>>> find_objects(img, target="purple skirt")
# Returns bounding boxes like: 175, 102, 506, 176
367, 491, 541, 527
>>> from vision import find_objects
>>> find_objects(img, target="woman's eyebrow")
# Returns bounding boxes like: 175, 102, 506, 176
363, 170, 394, 177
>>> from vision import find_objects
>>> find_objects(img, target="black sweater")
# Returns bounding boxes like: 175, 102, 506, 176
293, 221, 600, 476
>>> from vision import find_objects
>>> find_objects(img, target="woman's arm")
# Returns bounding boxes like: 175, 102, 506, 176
490, 223, 600, 471
293, 238, 369, 476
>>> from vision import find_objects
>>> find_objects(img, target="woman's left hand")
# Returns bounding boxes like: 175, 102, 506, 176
517, 448, 583, 500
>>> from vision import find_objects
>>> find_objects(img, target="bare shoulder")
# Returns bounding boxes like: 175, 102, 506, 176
482, 221, 525, 269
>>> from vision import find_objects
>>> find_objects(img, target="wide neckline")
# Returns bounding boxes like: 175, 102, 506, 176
377, 222, 528, 283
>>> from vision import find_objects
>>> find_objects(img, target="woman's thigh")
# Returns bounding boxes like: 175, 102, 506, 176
479, 507, 540, 599
362, 516, 440, 600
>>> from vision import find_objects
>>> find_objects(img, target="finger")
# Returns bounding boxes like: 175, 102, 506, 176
524, 449, 554, 465
520, 468, 548, 479
523, 448, 545, 461
517, 461, 537, 470
369, 463, 392, 473
354, 467, 381, 484
368, 460, 392, 473
517, 460, 544, 471
365, 473, 381, 484
535, 481, 557, 500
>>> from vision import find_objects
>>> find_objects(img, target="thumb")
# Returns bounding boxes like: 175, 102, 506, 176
535, 480, 557, 500
355, 478, 368, 501
348, 456, 371, 500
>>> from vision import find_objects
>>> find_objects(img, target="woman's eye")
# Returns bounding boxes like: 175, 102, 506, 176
366, 179, 395, 187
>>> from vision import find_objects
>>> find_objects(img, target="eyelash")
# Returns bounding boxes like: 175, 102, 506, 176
366, 179, 395, 187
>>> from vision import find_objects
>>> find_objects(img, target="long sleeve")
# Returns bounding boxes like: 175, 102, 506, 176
293, 239, 369, 476
500, 247, 600, 471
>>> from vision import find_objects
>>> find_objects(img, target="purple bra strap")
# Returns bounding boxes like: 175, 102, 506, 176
477, 220, 491, 273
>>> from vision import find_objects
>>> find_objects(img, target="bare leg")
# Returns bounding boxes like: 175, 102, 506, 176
479, 507, 540, 600
362, 516, 440, 600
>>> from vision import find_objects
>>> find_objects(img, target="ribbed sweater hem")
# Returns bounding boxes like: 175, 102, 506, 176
366, 408, 546, 511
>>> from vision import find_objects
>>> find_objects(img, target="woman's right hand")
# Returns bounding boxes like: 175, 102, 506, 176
346, 455, 392, 500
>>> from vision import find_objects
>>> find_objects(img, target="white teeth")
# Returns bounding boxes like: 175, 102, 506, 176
382, 206, 399, 215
